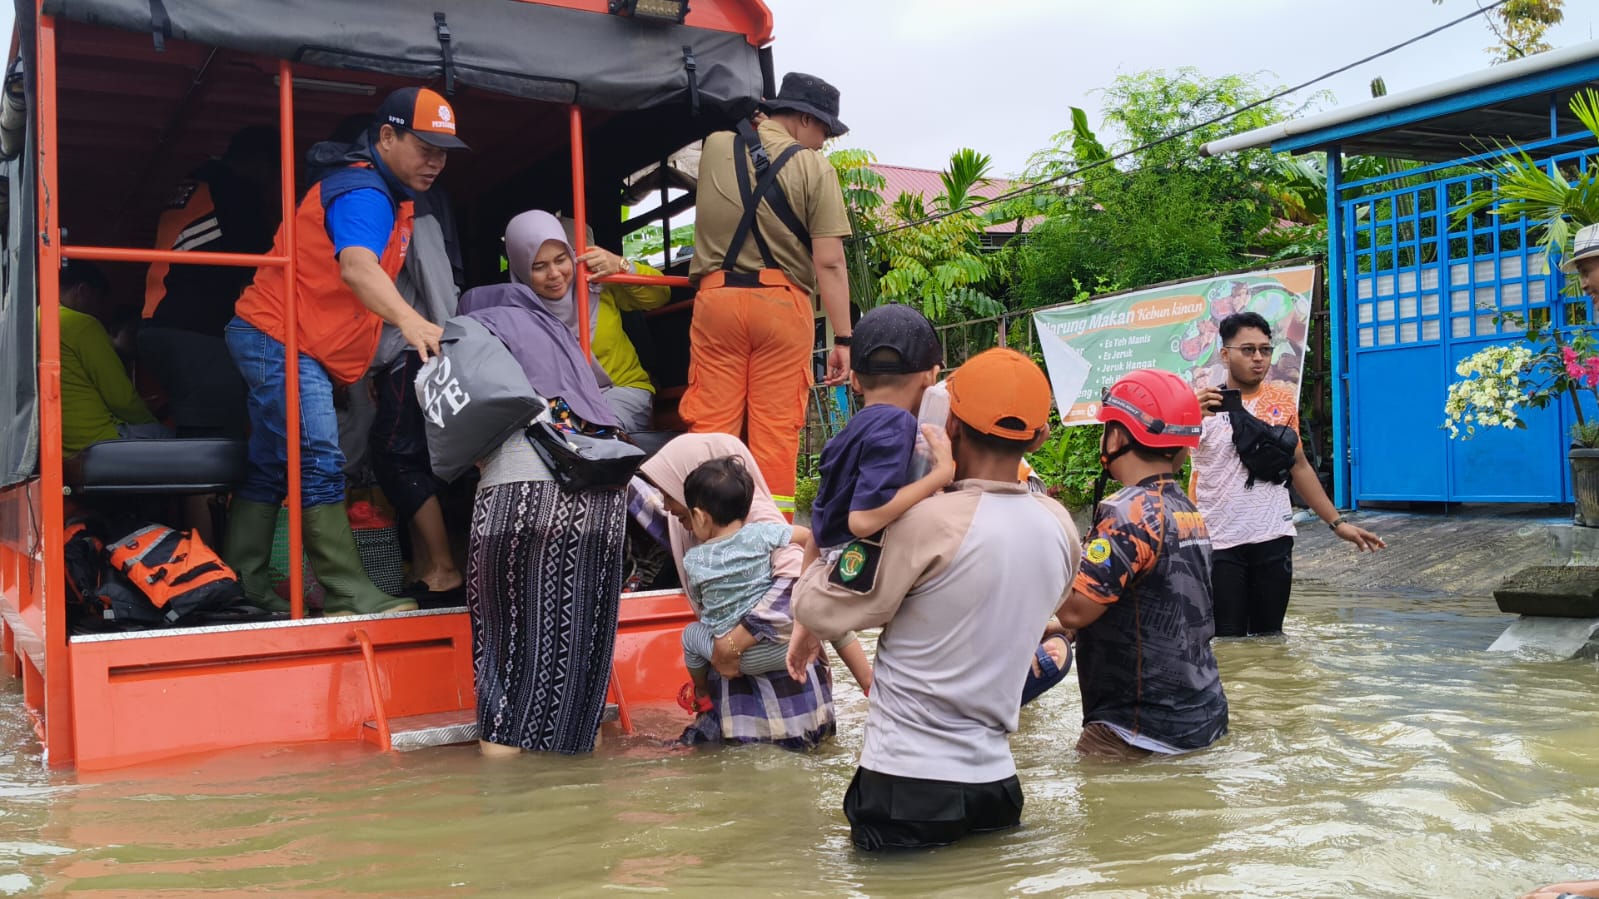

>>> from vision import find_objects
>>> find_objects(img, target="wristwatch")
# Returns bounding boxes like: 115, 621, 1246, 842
834, 334, 853, 347
1328, 516, 1349, 531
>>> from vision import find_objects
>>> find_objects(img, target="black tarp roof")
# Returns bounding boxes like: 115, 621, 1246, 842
40, 0, 765, 113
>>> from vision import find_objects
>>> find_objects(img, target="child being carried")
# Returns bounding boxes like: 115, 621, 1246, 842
679, 456, 873, 712
803, 304, 956, 574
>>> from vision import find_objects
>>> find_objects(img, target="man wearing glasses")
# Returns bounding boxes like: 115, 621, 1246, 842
1191, 312, 1385, 638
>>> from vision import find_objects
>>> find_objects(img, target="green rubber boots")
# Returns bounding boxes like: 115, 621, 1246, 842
224, 499, 417, 616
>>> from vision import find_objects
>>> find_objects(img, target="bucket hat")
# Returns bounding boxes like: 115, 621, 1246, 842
762, 72, 848, 138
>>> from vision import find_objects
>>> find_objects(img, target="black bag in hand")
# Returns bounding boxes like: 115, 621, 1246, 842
526, 419, 646, 493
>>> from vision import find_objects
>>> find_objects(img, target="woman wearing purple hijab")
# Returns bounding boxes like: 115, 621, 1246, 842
455, 215, 628, 757
503, 209, 669, 432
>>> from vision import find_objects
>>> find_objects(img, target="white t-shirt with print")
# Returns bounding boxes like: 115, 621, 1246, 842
1192, 382, 1300, 552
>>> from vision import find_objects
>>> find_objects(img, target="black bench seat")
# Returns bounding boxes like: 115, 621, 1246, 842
63, 438, 248, 496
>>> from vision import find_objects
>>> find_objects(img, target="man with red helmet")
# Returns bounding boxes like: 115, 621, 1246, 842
1055, 368, 1230, 759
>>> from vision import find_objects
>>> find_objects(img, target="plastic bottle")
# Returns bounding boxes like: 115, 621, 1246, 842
907, 381, 951, 480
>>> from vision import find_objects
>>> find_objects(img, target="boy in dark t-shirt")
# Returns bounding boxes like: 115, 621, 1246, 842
805, 305, 954, 568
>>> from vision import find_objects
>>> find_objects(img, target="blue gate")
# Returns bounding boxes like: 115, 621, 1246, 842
1340, 142, 1598, 504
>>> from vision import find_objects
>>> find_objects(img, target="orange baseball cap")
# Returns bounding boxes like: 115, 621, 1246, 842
377, 86, 469, 150
947, 348, 1053, 440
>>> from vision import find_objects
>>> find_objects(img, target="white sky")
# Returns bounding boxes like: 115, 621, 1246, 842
3, 2, 1592, 179
764, 0, 1598, 176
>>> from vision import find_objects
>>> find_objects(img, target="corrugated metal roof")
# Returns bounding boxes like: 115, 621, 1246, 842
869, 163, 1028, 233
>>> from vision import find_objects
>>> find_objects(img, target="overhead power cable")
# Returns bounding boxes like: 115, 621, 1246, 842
850, 0, 1512, 242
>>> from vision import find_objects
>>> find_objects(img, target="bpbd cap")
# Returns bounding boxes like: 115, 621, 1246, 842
948, 348, 1052, 441
851, 304, 942, 375
376, 87, 469, 150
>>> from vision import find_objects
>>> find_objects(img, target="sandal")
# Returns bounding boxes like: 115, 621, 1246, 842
1021, 635, 1072, 707
677, 681, 714, 715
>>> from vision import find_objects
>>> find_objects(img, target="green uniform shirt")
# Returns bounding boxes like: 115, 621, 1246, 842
59, 306, 156, 455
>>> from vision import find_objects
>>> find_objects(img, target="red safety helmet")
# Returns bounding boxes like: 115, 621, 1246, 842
1096, 368, 1203, 449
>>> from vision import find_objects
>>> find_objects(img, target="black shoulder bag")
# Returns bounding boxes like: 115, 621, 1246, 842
1222, 392, 1299, 489
525, 402, 645, 493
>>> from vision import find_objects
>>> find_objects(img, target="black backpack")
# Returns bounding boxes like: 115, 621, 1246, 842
1225, 400, 1299, 489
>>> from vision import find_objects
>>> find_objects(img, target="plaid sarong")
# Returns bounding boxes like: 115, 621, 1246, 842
629, 477, 837, 752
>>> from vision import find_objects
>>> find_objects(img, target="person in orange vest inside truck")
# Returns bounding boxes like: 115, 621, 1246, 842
138, 125, 279, 441
221, 87, 467, 617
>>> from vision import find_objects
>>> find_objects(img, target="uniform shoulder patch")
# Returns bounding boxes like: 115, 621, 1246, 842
1085, 537, 1112, 565
837, 543, 868, 582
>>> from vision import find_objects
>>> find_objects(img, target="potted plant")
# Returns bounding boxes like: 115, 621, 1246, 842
1445, 88, 1599, 522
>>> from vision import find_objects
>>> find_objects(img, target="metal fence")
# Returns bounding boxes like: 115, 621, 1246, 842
799, 275, 1335, 480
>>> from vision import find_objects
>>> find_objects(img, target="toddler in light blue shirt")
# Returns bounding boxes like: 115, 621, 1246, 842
678, 456, 867, 713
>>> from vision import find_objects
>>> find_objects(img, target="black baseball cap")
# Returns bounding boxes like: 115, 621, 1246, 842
375, 87, 469, 150
851, 304, 943, 374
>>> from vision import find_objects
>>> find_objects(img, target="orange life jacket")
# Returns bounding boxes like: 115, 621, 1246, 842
235, 164, 414, 384
143, 178, 216, 318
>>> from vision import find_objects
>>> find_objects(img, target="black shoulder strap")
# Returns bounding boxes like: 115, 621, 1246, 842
736, 122, 813, 250
723, 122, 813, 272
728, 129, 779, 270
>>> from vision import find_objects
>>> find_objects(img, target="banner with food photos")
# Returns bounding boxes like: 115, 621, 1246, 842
1032, 264, 1317, 425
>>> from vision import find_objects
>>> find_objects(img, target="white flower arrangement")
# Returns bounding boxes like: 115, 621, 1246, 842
1442, 344, 1536, 438
1443, 328, 1599, 447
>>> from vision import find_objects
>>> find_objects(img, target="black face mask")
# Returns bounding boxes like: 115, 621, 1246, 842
1092, 427, 1135, 509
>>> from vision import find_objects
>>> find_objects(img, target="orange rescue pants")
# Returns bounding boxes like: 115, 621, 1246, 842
680, 270, 813, 515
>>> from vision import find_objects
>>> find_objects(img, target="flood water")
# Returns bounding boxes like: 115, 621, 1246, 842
3, 590, 1598, 897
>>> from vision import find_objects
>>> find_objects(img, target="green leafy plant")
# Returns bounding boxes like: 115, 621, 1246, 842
622, 222, 696, 264
1454, 89, 1599, 275
794, 475, 820, 517
1025, 418, 1104, 508
830, 148, 889, 311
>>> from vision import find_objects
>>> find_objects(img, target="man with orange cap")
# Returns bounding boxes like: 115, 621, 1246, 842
793, 348, 1080, 851
222, 86, 468, 617
1056, 368, 1229, 759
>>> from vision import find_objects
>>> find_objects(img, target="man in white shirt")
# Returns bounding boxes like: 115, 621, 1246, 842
792, 349, 1080, 851
1192, 311, 1384, 636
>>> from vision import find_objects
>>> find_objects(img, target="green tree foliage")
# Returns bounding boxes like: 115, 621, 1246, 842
833, 147, 1005, 322
1012, 70, 1313, 307
622, 222, 696, 263
829, 147, 888, 309
1433, 0, 1565, 63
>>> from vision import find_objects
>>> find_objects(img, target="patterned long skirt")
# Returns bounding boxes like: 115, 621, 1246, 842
466, 481, 626, 754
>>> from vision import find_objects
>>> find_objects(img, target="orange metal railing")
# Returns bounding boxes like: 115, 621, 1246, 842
25, 26, 695, 766
34, 10, 70, 765
50, 58, 303, 623
566, 105, 693, 338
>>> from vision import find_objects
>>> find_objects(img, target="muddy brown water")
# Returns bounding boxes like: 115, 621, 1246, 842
3, 590, 1598, 897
